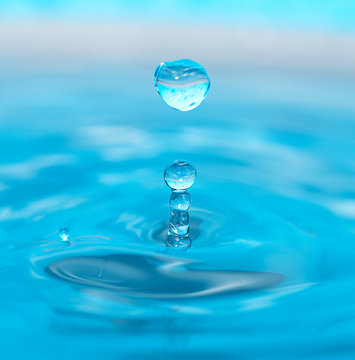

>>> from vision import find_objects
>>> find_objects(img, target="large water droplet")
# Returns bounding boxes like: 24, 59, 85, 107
154, 59, 210, 111
164, 161, 197, 190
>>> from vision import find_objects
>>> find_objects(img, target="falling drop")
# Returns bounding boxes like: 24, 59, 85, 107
59, 228, 69, 242
154, 59, 210, 111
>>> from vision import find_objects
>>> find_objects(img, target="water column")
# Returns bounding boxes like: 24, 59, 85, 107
164, 161, 196, 248
154, 59, 208, 248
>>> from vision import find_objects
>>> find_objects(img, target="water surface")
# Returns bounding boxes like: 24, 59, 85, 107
1, 65, 355, 359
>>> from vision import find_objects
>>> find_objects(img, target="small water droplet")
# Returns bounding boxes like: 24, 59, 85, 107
59, 228, 69, 242
170, 190, 191, 211
154, 59, 210, 111
164, 161, 197, 190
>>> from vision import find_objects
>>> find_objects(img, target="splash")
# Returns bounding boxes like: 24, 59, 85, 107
164, 160, 196, 248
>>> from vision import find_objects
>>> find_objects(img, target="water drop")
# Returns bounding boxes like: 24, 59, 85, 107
169, 190, 191, 211
154, 59, 210, 111
164, 161, 197, 190
59, 228, 69, 242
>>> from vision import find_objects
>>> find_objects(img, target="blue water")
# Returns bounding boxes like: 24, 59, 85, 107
1, 65, 355, 359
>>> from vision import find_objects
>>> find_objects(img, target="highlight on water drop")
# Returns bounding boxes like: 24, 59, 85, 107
154, 59, 210, 111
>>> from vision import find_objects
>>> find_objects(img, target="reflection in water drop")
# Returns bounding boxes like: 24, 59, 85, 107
46, 253, 283, 299
59, 228, 69, 242
154, 59, 210, 111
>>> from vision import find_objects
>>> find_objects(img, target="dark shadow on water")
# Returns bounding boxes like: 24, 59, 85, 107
46, 252, 283, 300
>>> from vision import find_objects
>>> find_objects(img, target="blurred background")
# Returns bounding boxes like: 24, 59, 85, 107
2, 1, 355, 73
1, 0, 355, 220
1, 0, 355, 130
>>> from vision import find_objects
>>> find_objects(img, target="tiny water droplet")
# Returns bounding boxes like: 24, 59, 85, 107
154, 59, 210, 111
59, 228, 69, 242
164, 161, 197, 190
